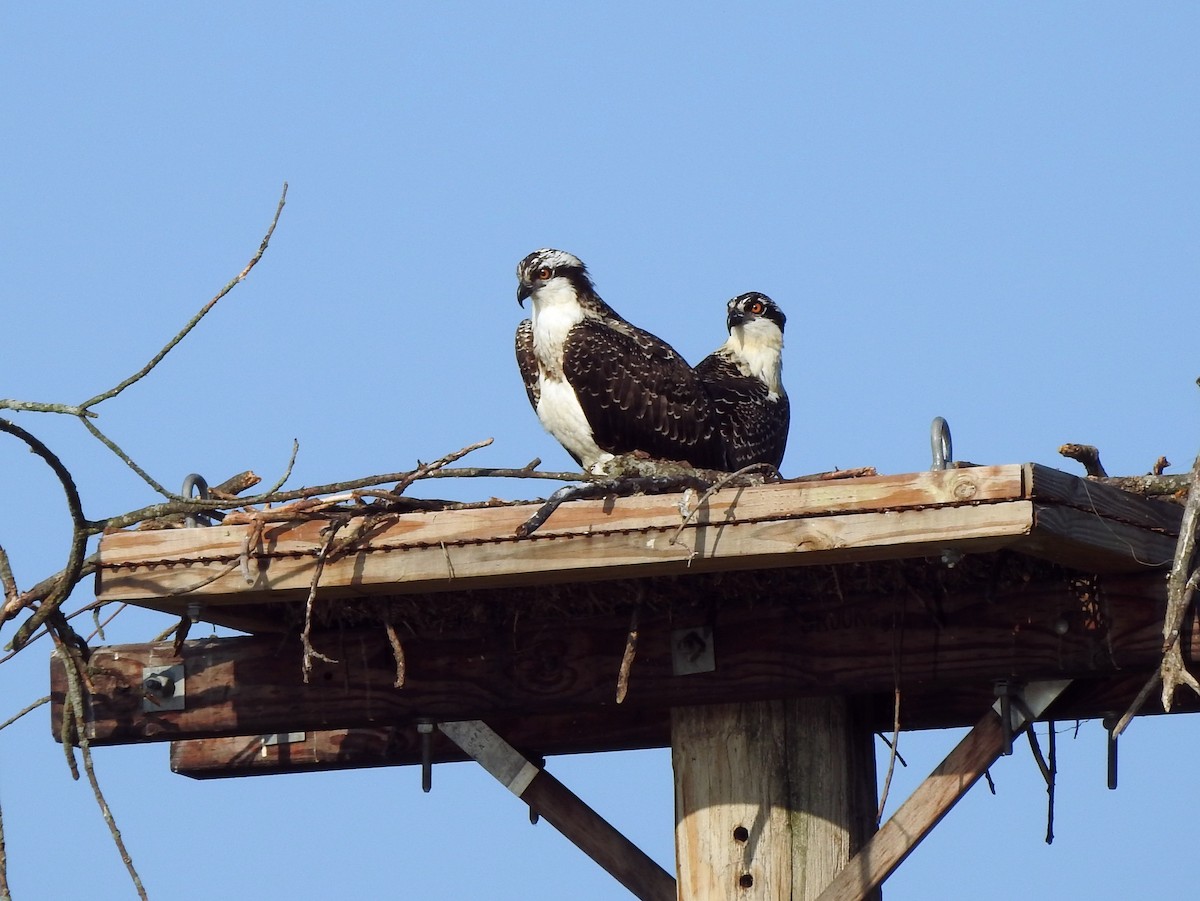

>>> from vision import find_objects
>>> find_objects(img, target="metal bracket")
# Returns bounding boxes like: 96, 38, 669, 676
991, 679, 1071, 755
261, 732, 305, 747
994, 680, 1016, 755
141, 663, 185, 712
438, 720, 538, 797
671, 627, 715, 675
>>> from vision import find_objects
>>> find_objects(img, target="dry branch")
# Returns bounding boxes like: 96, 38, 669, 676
876, 687, 903, 823
1059, 443, 1108, 478
615, 606, 640, 704
1096, 472, 1192, 501
0, 186, 295, 897
787, 465, 877, 482
384, 622, 406, 688
301, 521, 345, 682
1160, 450, 1200, 710
57, 649, 147, 899
0, 786, 8, 901
77, 183, 288, 414
0, 697, 50, 733
668, 462, 776, 548
0, 547, 16, 612
0, 419, 88, 652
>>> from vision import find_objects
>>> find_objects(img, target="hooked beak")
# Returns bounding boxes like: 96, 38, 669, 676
517, 281, 532, 307
726, 307, 746, 332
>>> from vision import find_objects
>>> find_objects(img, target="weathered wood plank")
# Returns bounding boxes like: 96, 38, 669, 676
170, 709, 668, 778
101, 466, 1028, 568
168, 664, 1200, 779
672, 699, 877, 901
95, 499, 1036, 605
57, 573, 1175, 746
91, 466, 1184, 624
1017, 504, 1179, 572
673, 702, 793, 899
1026, 463, 1183, 536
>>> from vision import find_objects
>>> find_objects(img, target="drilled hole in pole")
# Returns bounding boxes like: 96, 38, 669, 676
732, 826, 749, 843
739, 874, 754, 889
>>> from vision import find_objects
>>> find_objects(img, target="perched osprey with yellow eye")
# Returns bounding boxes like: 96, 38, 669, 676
514, 248, 719, 474
694, 292, 790, 470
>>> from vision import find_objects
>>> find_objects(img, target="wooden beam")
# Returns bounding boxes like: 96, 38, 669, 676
55, 573, 1179, 747
95, 505, 1036, 610
1024, 463, 1183, 536
439, 720, 676, 901
1014, 463, 1182, 571
672, 699, 878, 900
815, 681, 1070, 901
1018, 504, 1178, 573
167, 666, 1200, 778
94, 468, 1038, 606
169, 708, 668, 777
91, 466, 1183, 624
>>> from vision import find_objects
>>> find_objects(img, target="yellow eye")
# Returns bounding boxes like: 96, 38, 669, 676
536, 267, 553, 280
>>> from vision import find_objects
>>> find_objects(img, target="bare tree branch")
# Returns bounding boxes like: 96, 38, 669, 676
0, 188, 293, 896
0, 399, 95, 418
58, 650, 147, 899
93, 440, 503, 532
876, 687, 903, 823
1096, 472, 1191, 500
78, 182, 288, 413
0, 784, 8, 901
384, 622, 406, 689
1059, 443, 1108, 478
1161, 448, 1200, 710
0, 547, 16, 611
79, 416, 175, 499
301, 520, 345, 682
0, 697, 50, 733
0, 419, 89, 651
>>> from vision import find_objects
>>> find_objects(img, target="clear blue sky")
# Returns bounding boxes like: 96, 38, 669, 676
2, 4, 1197, 899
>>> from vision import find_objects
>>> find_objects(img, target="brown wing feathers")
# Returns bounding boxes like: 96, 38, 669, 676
514, 248, 788, 473
695, 353, 789, 470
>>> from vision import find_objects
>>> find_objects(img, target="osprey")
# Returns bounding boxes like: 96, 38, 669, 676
695, 292, 790, 470
514, 248, 718, 473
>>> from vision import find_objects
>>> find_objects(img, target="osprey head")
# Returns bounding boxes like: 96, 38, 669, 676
516, 248, 591, 307
726, 292, 786, 334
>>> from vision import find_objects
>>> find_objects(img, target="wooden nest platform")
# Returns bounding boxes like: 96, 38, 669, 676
61, 462, 1188, 753
94, 462, 1177, 625
51, 461, 1198, 900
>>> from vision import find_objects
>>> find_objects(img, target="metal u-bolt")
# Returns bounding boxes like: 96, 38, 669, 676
929, 418, 963, 566
182, 473, 211, 529
930, 417, 953, 471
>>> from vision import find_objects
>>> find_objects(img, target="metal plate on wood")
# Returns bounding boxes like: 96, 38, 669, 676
671, 627, 715, 675
141, 663, 185, 712
261, 732, 306, 747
